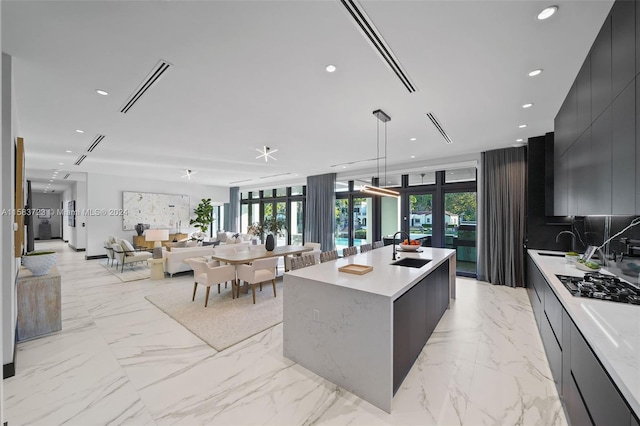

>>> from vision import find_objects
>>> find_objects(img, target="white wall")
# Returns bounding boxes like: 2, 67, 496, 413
2, 52, 18, 370
85, 173, 228, 258
32, 192, 63, 239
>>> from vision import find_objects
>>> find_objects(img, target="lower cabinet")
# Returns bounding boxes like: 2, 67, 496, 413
570, 320, 631, 426
393, 260, 449, 394
527, 254, 638, 425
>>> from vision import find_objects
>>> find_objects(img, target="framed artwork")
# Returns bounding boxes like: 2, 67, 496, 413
38, 208, 52, 219
68, 200, 76, 227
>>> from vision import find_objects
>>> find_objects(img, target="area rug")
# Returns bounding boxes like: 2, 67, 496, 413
145, 279, 283, 351
101, 261, 150, 283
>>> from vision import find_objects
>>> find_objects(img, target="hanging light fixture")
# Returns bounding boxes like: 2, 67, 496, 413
361, 109, 399, 198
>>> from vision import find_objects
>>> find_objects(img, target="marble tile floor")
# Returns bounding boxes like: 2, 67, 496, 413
3, 241, 567, 425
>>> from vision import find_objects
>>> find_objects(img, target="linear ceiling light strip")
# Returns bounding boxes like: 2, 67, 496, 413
340, 0, 416, 93
120, 60, 172, 114
361, 184, 399, 197
426, 113, 453, 144
86, 134, 105, 152
63, 173, 70, 179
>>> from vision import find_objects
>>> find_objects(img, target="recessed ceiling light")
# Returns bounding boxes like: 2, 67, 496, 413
537, 6, 558, 20
59, 162, 64, 165
342, 166, 347, 169
519, 124, 527, 128
325, 64, 337, 73
49, 180, 53, 182
75, 129, 84, 133
65, 150, 72, 153
410, 137, 417, 141
96, 89, 109, 96
528, 69, 543, 77
522, 103, 533, 108
516, 138, 524, 142
410, 155, 416, 159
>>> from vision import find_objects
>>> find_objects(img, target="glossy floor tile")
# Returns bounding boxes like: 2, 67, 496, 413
3, 241, 567, 425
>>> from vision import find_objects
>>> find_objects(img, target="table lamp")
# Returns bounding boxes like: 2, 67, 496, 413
145, 229, 169, 259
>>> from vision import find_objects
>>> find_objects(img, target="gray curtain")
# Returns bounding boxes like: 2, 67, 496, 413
228, 186, 240, 232
305, 173, 336, 251
478, 147, 526, 287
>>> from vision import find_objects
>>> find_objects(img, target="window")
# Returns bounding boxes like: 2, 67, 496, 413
408, 171, 436, 186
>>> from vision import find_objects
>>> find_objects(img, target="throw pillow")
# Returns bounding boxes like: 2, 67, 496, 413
121, 240, 136, 256
217, 231, 227, 242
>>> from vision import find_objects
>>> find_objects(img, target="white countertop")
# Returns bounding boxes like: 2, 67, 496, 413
286, 246, 455, 300
529, 250, 640, 417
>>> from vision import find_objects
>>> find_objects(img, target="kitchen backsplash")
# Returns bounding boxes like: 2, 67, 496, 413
572, 215, 640, 257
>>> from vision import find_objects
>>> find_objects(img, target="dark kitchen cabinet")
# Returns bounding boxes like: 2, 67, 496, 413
527, 253, 639, 426
526, 255, 543, 326
612, 0, 636, 98
393, 288, 411, 394
567, 373, 594, 426
612, 80, 636, 214
577, 55, 592, 136
591, 16, 612, 122
567, 129, 590, 216
637, 0, 640, 75
554, 151, 568, 216
633, 414, 640, 426
555, 83, 578, 158
590, 105, 613, 215
393, 260, 450, 394
570, 320, 631, 426
637, 77, 640, 214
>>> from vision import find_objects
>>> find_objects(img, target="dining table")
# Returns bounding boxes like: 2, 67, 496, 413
210, 244, 313, 295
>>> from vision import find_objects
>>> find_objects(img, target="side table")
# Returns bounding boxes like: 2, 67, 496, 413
148, 258, 165, 280
17, 266, 61, 341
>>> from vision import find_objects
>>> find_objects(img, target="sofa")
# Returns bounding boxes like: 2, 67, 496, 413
215, 231, 254, 245
163, 246, 216, 276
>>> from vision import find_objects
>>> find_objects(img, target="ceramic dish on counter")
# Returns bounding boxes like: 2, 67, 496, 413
576, 261, 601, 272
399, 243, 421, 252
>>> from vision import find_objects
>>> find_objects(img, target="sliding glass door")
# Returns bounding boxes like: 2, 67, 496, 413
443, 191, 477, 275
407, 193, 434, 247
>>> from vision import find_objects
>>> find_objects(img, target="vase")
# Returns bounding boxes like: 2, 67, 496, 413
22, 252, 57, 276
265, 234, 275, 251
135, 223, 144, 236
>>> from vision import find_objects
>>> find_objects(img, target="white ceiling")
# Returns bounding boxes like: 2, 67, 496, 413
2, 0, 613, 193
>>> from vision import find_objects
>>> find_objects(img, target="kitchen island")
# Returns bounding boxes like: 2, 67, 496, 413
283, 245, 456, 413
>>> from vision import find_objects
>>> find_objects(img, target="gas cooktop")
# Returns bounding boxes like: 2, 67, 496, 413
556, 273, 640, 305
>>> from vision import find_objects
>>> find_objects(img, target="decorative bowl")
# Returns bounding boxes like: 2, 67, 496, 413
576, 262, 600, 272
399, 243, 420, 251
22, 252, 57, 276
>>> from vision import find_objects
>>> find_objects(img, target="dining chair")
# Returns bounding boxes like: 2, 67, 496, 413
290, 254, 317, 270
359, 243, 373, 253
236, 257, 279, 304
343, 246, 358, 257
372, 241, 384, 249
187, 258, 236, 307
320, 250, 339, 262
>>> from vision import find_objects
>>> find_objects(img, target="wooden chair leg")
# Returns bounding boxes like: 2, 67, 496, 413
259, 283, 262, 291
272, 278, 276, 297
217, 283, 221, 294
205, 286, 211, 307
192, 283, 197, 301
251, 285, 256, 304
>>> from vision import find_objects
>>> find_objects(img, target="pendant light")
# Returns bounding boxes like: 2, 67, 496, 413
361, 109, 399, 197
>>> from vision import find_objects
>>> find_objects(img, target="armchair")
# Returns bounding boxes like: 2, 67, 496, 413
112, 242, 152, 272
187, 259, 236, 307
236, 257, 279, 304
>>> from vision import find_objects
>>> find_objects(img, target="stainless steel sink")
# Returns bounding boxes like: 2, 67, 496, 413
391, 258, 431, 268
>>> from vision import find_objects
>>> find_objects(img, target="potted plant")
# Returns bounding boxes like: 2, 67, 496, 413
249, 218, 286, 250
190, 198, 214, 234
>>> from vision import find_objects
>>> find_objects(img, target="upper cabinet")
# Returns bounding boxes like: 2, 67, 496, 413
591, 16, 612, 122
554, 0, 638, 216
612, 0, 636, 98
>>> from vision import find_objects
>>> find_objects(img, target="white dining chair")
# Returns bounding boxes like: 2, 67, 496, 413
236, 257, 279, 304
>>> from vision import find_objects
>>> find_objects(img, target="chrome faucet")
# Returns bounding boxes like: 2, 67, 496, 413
392, 231, 410, 260
555, 230, 576, 251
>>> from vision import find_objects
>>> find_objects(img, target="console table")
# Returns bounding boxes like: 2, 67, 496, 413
133, 233, 187, 250
17, 266, 62, 341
